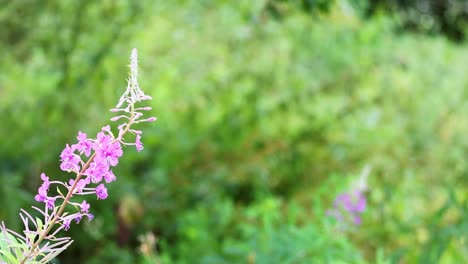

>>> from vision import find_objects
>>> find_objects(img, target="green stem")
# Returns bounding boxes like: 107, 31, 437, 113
20, 154, 95, 263
20, 109, 135, 263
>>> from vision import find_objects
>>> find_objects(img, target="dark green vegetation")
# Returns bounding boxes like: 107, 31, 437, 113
0, 1, 467, 263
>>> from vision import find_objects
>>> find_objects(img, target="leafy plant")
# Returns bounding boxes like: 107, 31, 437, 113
0, 49, 155, 263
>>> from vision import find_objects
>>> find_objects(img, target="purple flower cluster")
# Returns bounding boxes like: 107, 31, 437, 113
33, 129, 118, 228
34, 173, 55, 210
32, 48, 155, 233
327, 166, 370, 229
0, 49, 155, 264
327, 191, 366, 226
34, 125, 125, 227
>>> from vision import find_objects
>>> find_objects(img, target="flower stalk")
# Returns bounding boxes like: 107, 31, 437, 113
20, 153, 97, 263
0, 48, 155, 264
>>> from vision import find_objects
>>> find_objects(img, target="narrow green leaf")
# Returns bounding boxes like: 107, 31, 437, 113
36, 218, 43, 234
0, 248, 19, 264
57, 186, 64, 198
26, 232, 37, 244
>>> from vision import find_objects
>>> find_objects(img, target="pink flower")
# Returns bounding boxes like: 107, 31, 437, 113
101, 125, 111, 133
93, 131, 112, 150
328, 191, 367, 227
135, 134, 143, 152
93, 131, 123, 167
63, 219, 71, 231
35, 173, 51, 203
40, 173, 49, 185
85, 160, 109, 183
34, 186, 48, 202
74, 131, 93, 157
103, 170, 116, 183
69, 179, 87, 193
95, 184, 108, 200
80, 201, 90, 214
60, 144, 81, 172
46, 197, 56, 210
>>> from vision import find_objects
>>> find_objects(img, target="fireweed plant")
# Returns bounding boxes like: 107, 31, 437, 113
327, 166, 371, 230
0, 49, 156, 264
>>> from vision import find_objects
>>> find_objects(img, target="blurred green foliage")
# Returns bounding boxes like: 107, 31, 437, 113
266, 0, 468, 41
0, 0, 467, 263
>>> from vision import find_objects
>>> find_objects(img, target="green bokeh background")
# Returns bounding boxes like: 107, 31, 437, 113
0, 1, 467, 263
